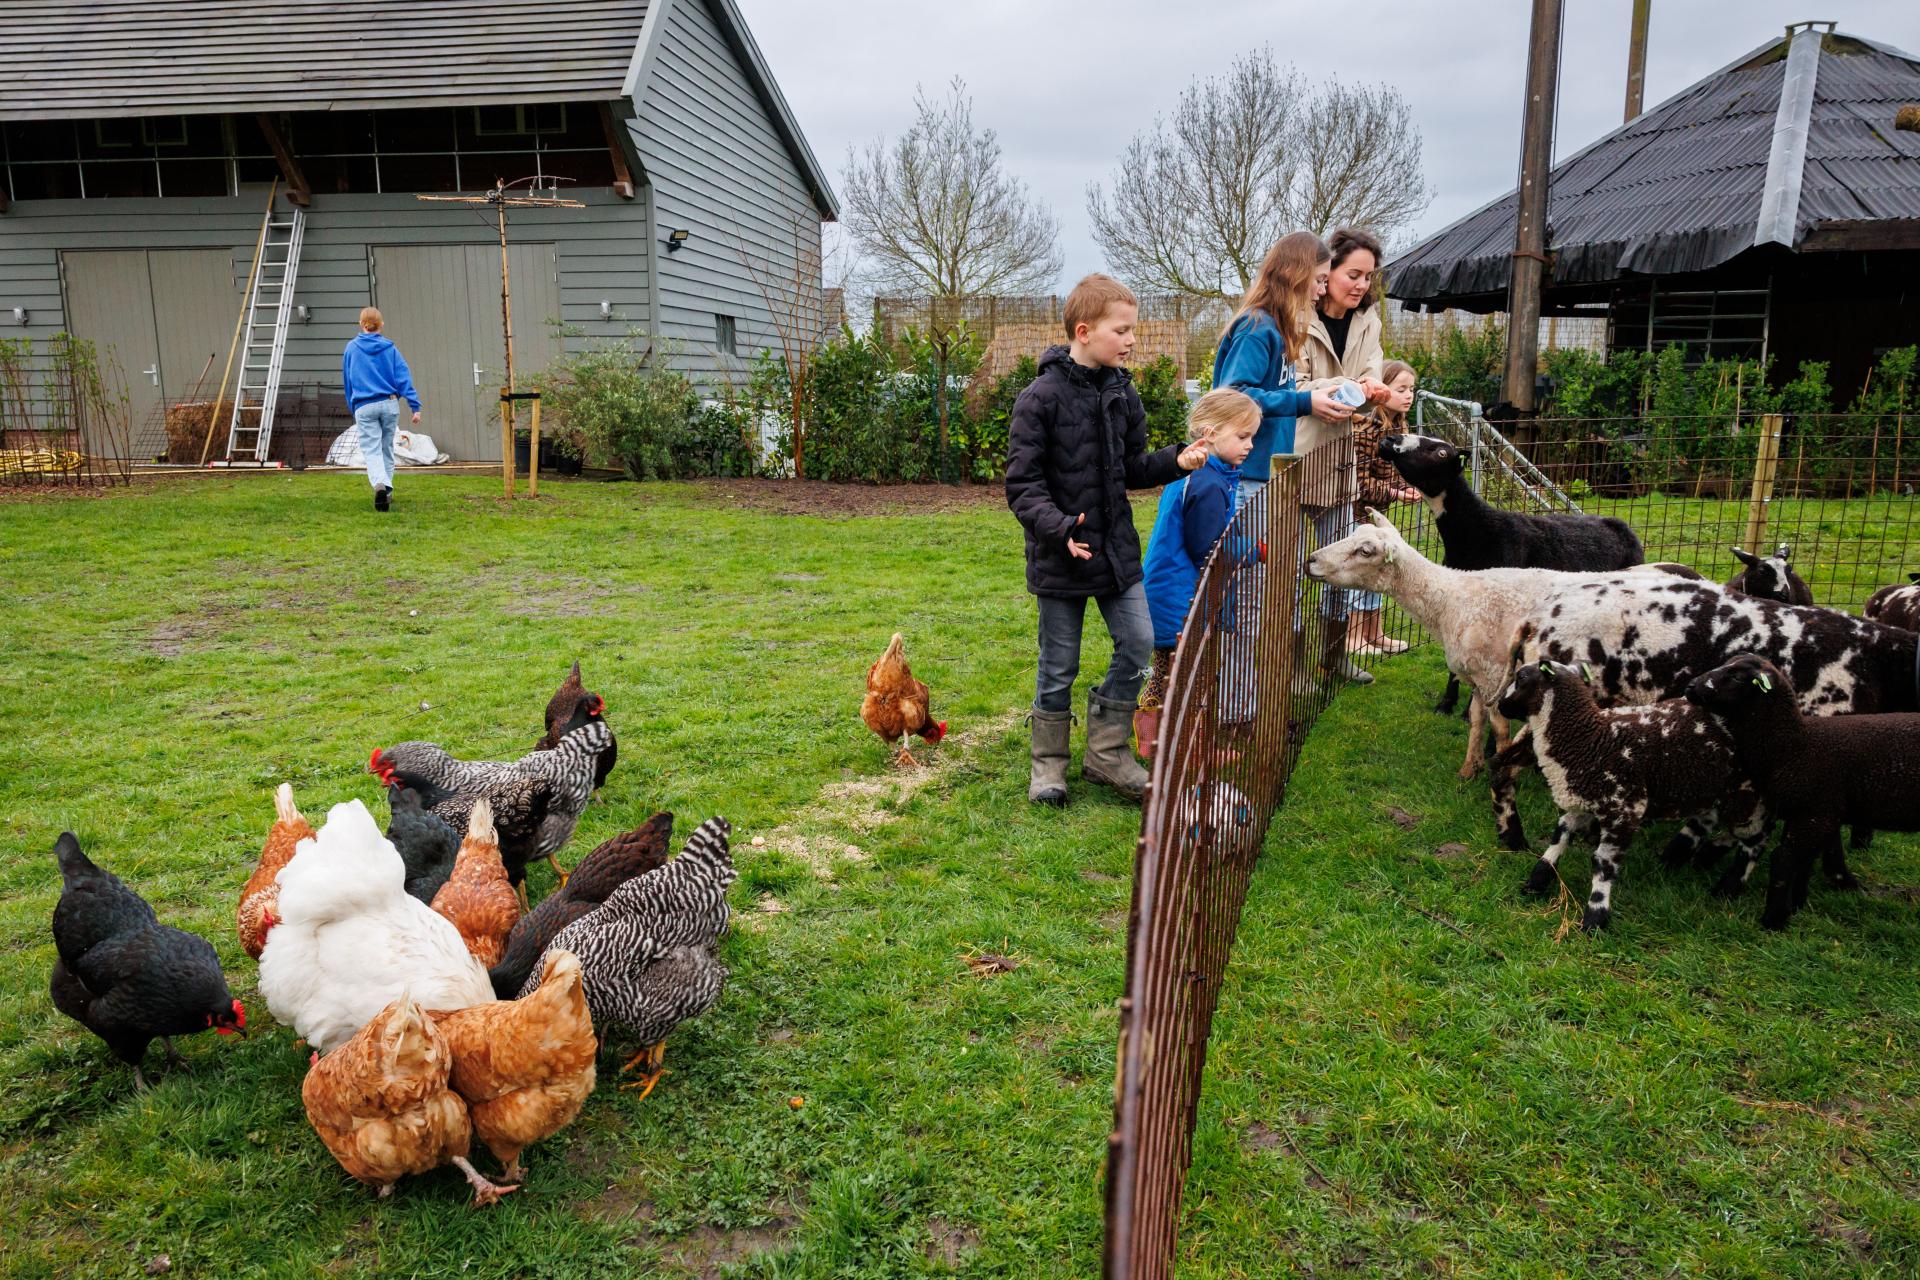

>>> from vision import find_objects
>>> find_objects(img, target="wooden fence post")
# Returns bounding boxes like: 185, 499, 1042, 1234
1743, 413, 1784, 554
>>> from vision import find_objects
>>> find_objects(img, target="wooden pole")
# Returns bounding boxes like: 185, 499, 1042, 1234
201, 179, 277, 465
1624, 0, 1652, 123
1744, 413, 1784, 554
529, 396, 541, 498
1501, 0, 1565, 424
498, 192, 515, 499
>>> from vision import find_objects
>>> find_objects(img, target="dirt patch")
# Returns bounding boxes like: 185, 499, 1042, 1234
659, 1206, 799, 1277
1386, 806, 1422, 830
142, 618, 220, 657
1434, 843, 1471, 860
1812, 1207, 1875, 1257
0, 476, 162, 505
925, 1216, 981, 1268
1098, 910, 1128, 932
687, 478, 1005, 519
499, 578, 621, 618
1080, 869, 1120, 884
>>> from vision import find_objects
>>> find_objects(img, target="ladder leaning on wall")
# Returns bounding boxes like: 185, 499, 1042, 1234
224, 204, 307, 462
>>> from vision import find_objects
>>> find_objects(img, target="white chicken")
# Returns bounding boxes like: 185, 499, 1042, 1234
259, 800, 495, 1053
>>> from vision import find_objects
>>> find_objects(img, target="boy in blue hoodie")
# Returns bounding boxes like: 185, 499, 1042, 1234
341, 306, 422, 511
1138, 389, 1262, 753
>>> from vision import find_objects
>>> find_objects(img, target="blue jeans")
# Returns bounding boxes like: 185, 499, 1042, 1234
1034, 583, 1154, 712
1238, 477, 1355, 620
354, 397, 400, 490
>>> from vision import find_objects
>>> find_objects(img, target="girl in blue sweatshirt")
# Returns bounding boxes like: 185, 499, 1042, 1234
341, 306, 422, 512
1136, 389, 1263, 755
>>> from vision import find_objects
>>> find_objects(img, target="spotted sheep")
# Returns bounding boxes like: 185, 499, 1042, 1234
1304, 510, 1695, 779
1724, 543, 1814, 606
1686, 655, 1920, 930
1493, 660, 1769, 932
1864, 572, 1920, 631
1498, 572, 1919, 874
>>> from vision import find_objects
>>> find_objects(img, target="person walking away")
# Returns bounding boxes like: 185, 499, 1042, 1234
1211, 232, 1353, 698
1347, 360, 1421, 654
1138, 389, 1263, 757
342, 306, 421, 512
1295, 227, 1394, 684
1007, 274, 1209, 806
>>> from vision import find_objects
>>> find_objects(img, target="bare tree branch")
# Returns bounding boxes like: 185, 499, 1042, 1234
1088, 50, 1433, 297
841, 78, 1063, 298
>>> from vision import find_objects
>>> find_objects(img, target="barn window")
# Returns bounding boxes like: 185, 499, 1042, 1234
716, 314, 738, 355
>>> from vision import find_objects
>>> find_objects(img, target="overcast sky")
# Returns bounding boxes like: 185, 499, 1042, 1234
737, 0, 1920, 291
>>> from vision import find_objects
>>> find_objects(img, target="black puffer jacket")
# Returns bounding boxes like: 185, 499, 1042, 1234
1005, 346, 1185, 598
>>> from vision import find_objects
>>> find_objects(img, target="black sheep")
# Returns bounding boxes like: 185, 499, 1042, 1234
1864, 573, 1920, 631
1686, 655, 1920, 930
50, 833, 246, 1090
1725, 543, 1814, 606
1378, 432, 1643, 713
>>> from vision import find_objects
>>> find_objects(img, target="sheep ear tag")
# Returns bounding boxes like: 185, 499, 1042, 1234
1539, 659, 1555, 674
1753, 673, 1773, 692
1579, 662, 1593, 683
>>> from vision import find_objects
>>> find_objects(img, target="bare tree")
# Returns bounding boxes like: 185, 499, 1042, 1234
1087, 50, 1433, 297
734, 210, 827, 478
841, 78, 1062, 297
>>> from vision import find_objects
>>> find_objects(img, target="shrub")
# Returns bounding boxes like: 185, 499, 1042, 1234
1133, 355, 1190, 450
532, 332, 702, 480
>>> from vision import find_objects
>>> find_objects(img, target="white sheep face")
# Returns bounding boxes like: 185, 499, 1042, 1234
1306, 520, 1400, 588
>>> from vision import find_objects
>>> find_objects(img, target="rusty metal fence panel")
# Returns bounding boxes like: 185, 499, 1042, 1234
1104, 436, 1356, 1278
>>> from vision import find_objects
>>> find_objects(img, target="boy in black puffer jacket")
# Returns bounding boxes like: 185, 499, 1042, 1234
1006, 274, 1208, 805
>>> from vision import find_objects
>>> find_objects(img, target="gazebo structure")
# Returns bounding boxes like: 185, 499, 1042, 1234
1388, 23, 1920, 395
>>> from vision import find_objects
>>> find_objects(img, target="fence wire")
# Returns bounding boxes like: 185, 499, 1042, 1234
1105, 438, 1356, 1279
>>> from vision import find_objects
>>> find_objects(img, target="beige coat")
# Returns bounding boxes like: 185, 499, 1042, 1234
1293, 302, 1384, 506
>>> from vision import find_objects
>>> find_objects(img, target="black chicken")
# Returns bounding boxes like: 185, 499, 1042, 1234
50, 832, 246, 1091
537, 661, 618, 793
384, 785, 461, 902
488, 811, 675, 998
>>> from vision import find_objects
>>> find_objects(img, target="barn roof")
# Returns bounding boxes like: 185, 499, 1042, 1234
1388, 27, 1920, 309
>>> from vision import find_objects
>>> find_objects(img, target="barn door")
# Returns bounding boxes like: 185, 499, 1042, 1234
61, 251, 162, 455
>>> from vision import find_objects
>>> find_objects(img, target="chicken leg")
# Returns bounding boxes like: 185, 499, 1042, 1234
451, 1155, 520, 1207
618, 1041, 669, 1100
545, 852, 570, 888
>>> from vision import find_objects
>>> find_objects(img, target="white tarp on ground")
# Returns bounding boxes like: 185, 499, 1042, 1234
325, 429, 451, 467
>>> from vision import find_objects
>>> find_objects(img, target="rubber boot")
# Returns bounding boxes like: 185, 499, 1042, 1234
1084, 692, 1150, 801
1320, 616, 1374, 685
1028, 708, 1072, 807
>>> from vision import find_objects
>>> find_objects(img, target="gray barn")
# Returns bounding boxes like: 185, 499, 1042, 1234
0, 0, 837, 461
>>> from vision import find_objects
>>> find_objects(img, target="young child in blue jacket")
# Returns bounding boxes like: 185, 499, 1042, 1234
1137, 388, 1263, 755
341, 306, 422, 512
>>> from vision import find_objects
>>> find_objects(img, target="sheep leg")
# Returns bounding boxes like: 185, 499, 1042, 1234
1582, 826, 1635, 932
1823, 833, 1862, 891
1459, 692, 1488, 780
1524, 811, 1587, 897
1489, 735, 1537, 852
1435, 674, 1461, 716
1849, 825, 1874, 852
1762, 816, 1834, 931
1660, 813, 1720, 870
1712, 796, 1771, 898
1487, 706, 1513, 756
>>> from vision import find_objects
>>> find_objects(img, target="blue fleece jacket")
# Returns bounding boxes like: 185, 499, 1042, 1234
341, 332, 422, 412
1143, 455, 1245, 648
1211, 311, 1313, 481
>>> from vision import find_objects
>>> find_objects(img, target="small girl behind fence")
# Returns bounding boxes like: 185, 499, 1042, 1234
1346, 359, 1421, 655
1136, 388, 1263, 756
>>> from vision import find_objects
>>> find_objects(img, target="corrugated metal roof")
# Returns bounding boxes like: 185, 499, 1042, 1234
1389, 30, 1920, 306
0, 0, 651, 119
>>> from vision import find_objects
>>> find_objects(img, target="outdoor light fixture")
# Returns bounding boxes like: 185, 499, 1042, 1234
8, 306, 25, 325
664, 228, 691, 252
295, 304, 311, 323
599, 299, 612, 319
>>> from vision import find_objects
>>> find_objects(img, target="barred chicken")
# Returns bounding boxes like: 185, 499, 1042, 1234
52, 832, 246, 1091
258, 800, 494, 1054
432, 950, 597, 1183
536, 661, 619, 794
431, 799, 520, 968
489, 811, 674, 999
386, 785, 460, 903
519, 817, 734, 1101
370, 718, 610, 892
862, 633, 947, 767
238, 783, 314, 960
302, 991, 516, 1206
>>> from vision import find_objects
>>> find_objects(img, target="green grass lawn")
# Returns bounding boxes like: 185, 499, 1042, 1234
3, 474, 1918, 1278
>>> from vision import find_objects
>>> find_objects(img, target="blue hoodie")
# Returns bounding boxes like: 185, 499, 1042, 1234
341, 331, 422, 412
1211, 311, 1313, 481
1143, 454, 1247, 648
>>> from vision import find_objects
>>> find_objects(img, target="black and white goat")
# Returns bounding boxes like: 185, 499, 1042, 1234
1494, 660, 1769, 931
1865, 573, 1920, 631
1725, 543, 1814, 606
1377, 432, 1644, 714
1687, 655, 1920, 930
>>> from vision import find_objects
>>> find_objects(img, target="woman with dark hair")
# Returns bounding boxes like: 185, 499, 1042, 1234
1294, 226, 1392, 683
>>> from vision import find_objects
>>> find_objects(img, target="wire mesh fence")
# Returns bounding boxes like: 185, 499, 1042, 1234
0, 335, 133, 488
1105, 437, 1359, 1279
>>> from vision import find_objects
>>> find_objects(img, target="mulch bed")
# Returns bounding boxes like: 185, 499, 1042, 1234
682, 478, 1007, 518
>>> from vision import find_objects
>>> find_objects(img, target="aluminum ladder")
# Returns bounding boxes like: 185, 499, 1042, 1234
225, 204, 306, 461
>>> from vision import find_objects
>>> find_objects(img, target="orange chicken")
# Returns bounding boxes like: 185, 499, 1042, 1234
431, 799, 521, 968
237, 783, 313, 960
431, 950, 597, 1183
301, 991, 516, 1206
861, 633, 948, 767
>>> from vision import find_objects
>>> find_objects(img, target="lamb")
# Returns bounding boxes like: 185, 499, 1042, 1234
1686, 655, 1920, 930
1725, 543, 1814, 606
1376, 432, 1645, 715
1303, 510, 1686, 779
1492, 660, 1769, 931
1864, 572, 1920, 631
